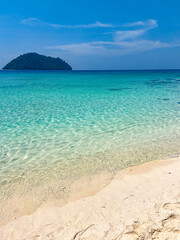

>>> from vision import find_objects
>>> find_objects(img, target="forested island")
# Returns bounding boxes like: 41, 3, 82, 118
3, 53, 72, 70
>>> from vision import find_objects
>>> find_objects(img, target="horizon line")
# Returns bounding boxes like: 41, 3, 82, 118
1, 68, 180, 71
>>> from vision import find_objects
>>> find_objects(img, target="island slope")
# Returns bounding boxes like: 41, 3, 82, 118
3, 53, 72, 70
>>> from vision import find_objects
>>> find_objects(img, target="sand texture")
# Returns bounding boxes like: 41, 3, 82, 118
0, 156, 180, 240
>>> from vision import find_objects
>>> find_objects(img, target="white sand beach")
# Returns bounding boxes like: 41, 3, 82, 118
0, 156, 180, 240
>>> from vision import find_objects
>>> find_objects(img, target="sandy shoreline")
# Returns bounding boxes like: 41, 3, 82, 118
0, 156, 180, 240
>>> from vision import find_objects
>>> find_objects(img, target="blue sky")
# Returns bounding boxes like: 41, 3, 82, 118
1, 0, 180, 70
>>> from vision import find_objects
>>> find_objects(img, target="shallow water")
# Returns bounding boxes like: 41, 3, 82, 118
0, 70, 180, 223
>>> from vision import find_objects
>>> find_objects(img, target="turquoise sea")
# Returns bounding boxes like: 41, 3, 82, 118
0, 70, 180, 223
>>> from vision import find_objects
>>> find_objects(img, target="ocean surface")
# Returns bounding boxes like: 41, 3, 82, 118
0, 70, 180, 222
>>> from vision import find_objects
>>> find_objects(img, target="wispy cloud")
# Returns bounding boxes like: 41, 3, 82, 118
46, 19, 178, 56
22, 18, 180, 57
123, 19, 158, 29
46, 39, 172, 56
21, 18, 40, 26
47, 43, 109, 55
114, 19, 158, 41
21, 18, 115, 29
113, 30, 145, 41
50, 21, 115, 29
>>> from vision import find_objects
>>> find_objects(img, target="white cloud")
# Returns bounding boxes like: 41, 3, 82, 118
123, 19, 158, 29
46, 39, 172, 56
49, 21, 115, 29
114, 19, 158, 41
21, 18, 39, 26
21, 18, 115, 29
22, 18, 180, 57
47, 43, 105, 54
124, 21, 145, 27
46, 19, 180, 57
114, 30, 145, 41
